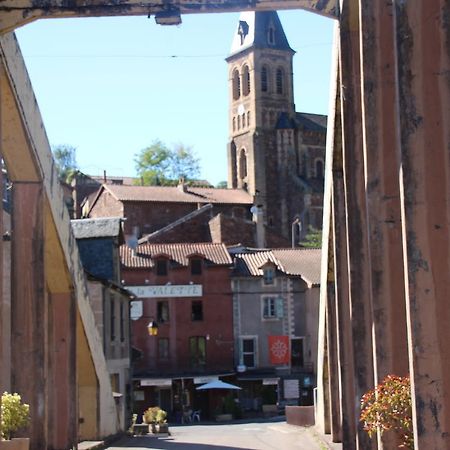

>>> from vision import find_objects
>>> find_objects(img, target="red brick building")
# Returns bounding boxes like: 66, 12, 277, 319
120, 242, 235, 420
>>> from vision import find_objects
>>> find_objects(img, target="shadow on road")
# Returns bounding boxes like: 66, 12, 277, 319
109, 435, 253, 450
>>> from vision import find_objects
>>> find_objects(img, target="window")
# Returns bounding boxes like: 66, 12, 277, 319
262, 297, 284, 319
232, 69, 241, 100
263, 267, 275, 285
316, 159, 324, 178
276, 68, 284, 94
291, 338, 304, 368
110, 299, 116, 341
156, 259, 168, 276
261, 66, 268, 92
232, 117, 236, 132
158, 338, 170, 360
120, 301, 125, 341
237, 115, 241, 129
189, 336, 206, 368
191, 258, 202, 275
191, 301, 203, 321
268, 25, 275, 45
157, 301, 169, 323
241, 338, 256, 368
247, 111, 251, 127
239, 149, 247, 180
242, 65, 250, 96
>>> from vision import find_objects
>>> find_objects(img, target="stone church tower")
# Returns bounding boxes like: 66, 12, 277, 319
226, 11, 326, 246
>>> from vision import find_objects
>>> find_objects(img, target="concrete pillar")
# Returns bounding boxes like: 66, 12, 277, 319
47, 292, 77, 449
11, 182, 47, 449
331, 125, 356, 449
338, 1, 377, 447
359, 0, 409, 380
394, 1, 450, 447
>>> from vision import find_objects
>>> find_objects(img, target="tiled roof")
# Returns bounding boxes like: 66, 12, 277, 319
295, 112, 327, 132
103, 184, 253, 205
121, 242, 233, 268
233, 248, 321, 286
71, 217, 123, 239
228, 11, 294, 58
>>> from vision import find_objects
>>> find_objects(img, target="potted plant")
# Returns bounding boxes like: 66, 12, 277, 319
143, 407, 169, 434
155, 409, 169, 434
360, 375, 413, 449
0, 392, 30, 450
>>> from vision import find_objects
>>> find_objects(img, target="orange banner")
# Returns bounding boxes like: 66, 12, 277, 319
268, 335, 290, 365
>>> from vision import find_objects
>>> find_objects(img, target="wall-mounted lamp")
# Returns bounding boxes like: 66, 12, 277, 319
154, 6, 182, 26
147, 320, 158, 336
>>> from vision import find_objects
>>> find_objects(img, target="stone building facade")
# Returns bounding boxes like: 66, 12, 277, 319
229, 247, 321, 411
226, 11, 326, 241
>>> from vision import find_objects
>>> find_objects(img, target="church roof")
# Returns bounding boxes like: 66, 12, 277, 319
97, 184, 253, 205
296, 112, 328, 132
228, 11, 294, 59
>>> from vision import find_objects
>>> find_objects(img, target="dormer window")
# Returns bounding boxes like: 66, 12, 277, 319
156, 259, 168, 276
238, 20, 249, 45
268, 25, 275, 45
263, 266, 275, 285
191, 258, 202, 275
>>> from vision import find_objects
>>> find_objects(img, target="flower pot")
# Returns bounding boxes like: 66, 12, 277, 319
0, 438, 30, 450
215, 413, 233, 422
156, 423, 169, 434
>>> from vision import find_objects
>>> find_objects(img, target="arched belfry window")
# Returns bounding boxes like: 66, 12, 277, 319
233, 69, 241, 100
276, 68, 284, 95
239, 148, 247, 180
261, 66, 268, 92
243, 65, 251, 96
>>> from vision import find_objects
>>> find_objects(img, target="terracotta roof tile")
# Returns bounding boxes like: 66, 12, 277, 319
121, 242, 232, 268
105, 184, 253, 205
233, 248, 321, 286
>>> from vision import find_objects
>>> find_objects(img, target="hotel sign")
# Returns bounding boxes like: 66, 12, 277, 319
128, 284, 202, 298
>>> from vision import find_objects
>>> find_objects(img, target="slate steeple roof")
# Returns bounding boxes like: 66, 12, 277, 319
227, 10, 295, 59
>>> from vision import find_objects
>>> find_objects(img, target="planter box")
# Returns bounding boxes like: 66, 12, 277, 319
262, 404, 278, 415
286, 405, 315, 426
215, 413, 233, 422
0, 438, 30, 450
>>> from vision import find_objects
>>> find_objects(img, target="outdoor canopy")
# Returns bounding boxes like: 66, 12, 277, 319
196, 380, 242, 390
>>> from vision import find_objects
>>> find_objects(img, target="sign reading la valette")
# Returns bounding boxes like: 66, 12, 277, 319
128, 284, 202, 298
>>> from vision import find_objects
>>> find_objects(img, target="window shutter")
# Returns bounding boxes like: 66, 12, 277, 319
276, 297, 284, 318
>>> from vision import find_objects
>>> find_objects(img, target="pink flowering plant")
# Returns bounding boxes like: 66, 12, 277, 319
360, 375, 413, 449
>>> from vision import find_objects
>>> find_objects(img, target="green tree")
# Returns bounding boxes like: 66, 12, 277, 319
168, 143, 201, 181
300, 226, 322, 249
216, 180, 228, 189
134, 140, 200, 186
52, 144, 78, 183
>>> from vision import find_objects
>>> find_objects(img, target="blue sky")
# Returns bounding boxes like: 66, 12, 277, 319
15, 10, 334, 186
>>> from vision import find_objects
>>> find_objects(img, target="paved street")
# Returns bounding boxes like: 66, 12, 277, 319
105, 419, 332, 450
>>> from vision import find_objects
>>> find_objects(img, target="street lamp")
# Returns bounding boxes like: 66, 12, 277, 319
147, 320, 158, 336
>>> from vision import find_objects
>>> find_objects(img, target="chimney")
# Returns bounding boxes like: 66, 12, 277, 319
178, 177, 187, 192
251, 205, 265, 248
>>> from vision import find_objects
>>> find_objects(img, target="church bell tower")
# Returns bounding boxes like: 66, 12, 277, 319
226, 10, 297, 241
